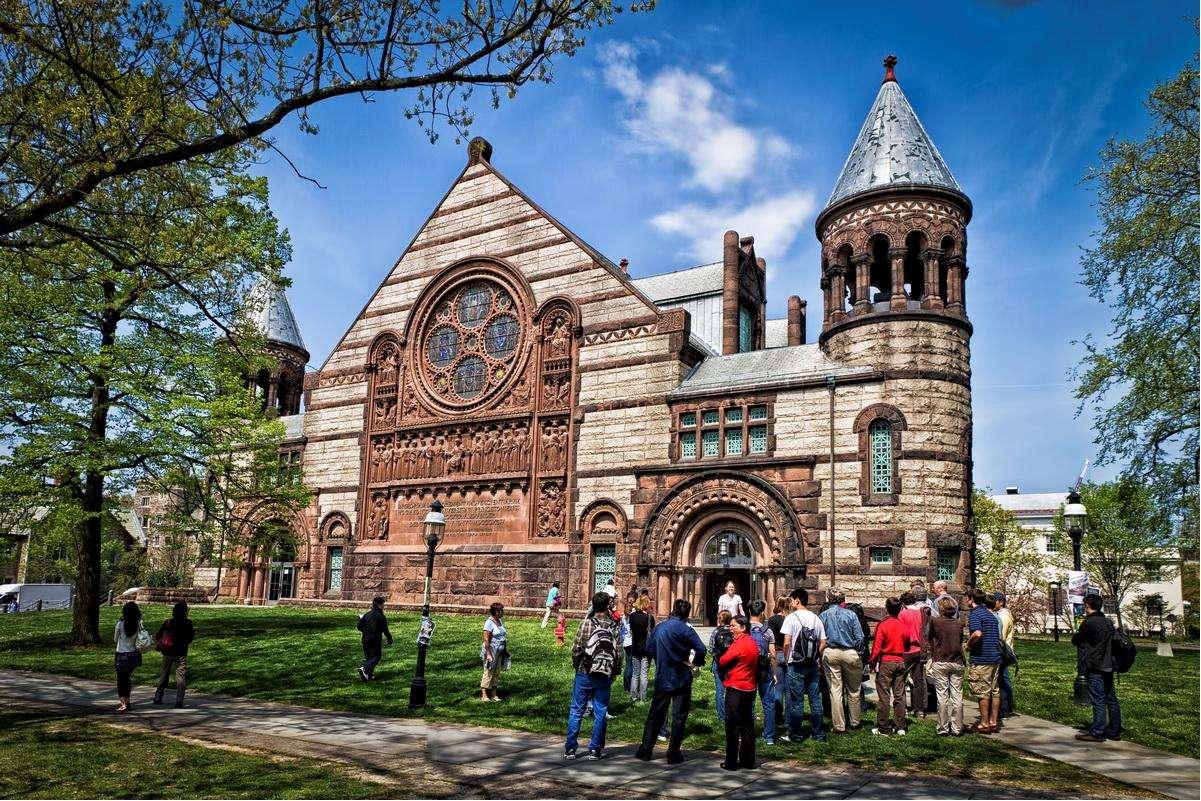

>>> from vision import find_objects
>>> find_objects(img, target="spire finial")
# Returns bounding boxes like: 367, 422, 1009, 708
883, 55, 898, 84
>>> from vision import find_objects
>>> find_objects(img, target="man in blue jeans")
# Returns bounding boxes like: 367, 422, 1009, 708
780, 588, 828, 742
747, 599, 777, 745
564, 592, 624, 760
1072, 593, 1122, 742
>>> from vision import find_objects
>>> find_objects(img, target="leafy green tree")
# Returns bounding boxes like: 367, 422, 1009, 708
1050, 478, 1176, 628
1075, 51, 1199, 536
0, 141, 304, 644
972, 489, 1050, 630
0, 0, 646, 238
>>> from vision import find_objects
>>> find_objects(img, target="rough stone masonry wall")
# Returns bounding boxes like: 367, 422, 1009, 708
773, 318, 972, 610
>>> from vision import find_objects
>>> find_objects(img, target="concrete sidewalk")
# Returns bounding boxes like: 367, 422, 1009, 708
0, 670, 1073, 800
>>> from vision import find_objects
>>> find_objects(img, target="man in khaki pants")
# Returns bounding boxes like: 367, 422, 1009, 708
818, 588, 866, 733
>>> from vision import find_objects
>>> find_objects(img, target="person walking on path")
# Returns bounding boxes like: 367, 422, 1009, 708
818, 588, 864, 734
747, 600, 777, 745
716, 580, 745, 620
1072, 593, 1122, 742
708, 610, 734, 723
994, 592, 1016, 718
480, 602, 509, 702
627, 596, 654, 702
564, 592, 623, 760
635, 599, 707, 765
357, 596, 393, 682
966, 589, 1002, 733
869, 596, 912, 736
899, 590, 930, 716
717, 615, 760, 770
780, 588, 827, 742
541, 582, 561, 629
113, 601, 151, 713
153, 601, 195, 708
928, 597, 965, 736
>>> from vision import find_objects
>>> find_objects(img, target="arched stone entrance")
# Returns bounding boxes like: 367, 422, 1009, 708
638, 472, 807, 623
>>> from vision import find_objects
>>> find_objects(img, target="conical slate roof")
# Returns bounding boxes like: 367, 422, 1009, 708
826, 64, 962, 209
247, 277, 306, 352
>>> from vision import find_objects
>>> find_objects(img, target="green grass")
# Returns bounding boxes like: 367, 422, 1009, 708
1013, 637, 1199, 757
0, 708, 422, 799
0, 606, 1185, 797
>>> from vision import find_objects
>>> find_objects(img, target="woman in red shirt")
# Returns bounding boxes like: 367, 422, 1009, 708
717, 615, 760, 770
869, 597, 913, 736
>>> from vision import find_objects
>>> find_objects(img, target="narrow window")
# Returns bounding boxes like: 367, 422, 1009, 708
748, 405, 768, 421
592, 544, 616, 593
870, 547, 893, 565
702, 429, 720, 457
328, 547, 343, 591
869, 419, 893, 495
748, 426, 768, 454
936, 548, 958, 582
738, 306, 754, 352
725, 407, 743, 424
680, 431, 697, 459
702, 409, 719, 426
725, 427, 743, 456
680, 412, 697, 428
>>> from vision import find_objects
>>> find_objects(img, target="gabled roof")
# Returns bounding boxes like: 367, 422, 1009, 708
764, 318, 788, 348
248, 278, 307, 353
632, 262, 723, 302
826, 69, 962, 210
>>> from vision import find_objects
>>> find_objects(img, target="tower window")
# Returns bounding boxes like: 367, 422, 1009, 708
936, 548, 959, 582
869, 420, 893, 494
738, 306, 754, 352
870, 547, 893, 565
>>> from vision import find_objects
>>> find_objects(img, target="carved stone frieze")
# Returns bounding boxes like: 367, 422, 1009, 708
539, 418, 568, 472
537, 480, 566, 538
368, 421, 532, 484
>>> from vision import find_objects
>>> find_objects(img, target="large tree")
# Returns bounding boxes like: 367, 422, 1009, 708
0, 140, 304, 643
1050, 478, 1176, 628
1075, 52, 1199, 535
0, 0, 643, 239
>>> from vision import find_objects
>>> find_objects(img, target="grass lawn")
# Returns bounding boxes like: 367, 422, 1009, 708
0, 606, 1189, 797
0, 707, 422, 799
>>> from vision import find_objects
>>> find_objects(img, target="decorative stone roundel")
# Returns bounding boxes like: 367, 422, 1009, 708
418, 277, 525, 408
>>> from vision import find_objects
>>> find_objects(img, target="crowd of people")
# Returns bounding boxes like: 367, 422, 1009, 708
104, 578, 1126, 766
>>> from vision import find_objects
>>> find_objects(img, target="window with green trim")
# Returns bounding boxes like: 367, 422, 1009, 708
870, 547, 893, 565
680, 431, 696, 459
738, 306, 754, 353
702, 429, 720, 457
749, 405, 768, 420
869, 419, 893, 494
680, 412, 696, 428
749, 426, 767, 454
702, 409, 719, 425
936, 548, 958, 582
725, 428, 742, 456
725, 407, 742, 424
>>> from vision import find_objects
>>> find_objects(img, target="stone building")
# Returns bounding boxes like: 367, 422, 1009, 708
229, 58, 976, 619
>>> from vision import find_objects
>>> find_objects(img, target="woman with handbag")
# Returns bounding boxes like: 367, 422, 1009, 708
114, 601, 152, 712
480, 602, 509, 701
154, 601, 195, 708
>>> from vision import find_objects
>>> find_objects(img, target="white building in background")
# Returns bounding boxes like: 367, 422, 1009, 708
990, 486, 1186, 635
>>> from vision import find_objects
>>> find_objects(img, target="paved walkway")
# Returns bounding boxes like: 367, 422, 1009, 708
0, 670, 1191, 799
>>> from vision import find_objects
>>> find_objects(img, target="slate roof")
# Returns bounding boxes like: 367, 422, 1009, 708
672, 344, 871, 396
988, 491, 1070, 515
631, 262, 723, 302
826, 77, 961, 209
765, 318, 788, 348
247, 278, 307, 352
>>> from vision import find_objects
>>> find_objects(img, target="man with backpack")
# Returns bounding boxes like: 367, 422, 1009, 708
565, 592, 623, 760
1072, 593, 1125, 742
819, 588, 865, 734
747, 600, 778, 745
780, 588, 828, 742
356, 596, 393, 681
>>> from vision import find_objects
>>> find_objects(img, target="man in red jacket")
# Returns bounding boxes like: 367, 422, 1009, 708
869, 597, 913, 736
718, 615, 761, 770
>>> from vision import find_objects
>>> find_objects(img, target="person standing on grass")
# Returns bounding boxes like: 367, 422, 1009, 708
965, 589, 1002, 733
1072, 593, 1122, 743
708, 610, 734, 723
767, 597, 789, 723
564, 592, 623, 760
928, 596, 965, 736
869, 596, 911, 737
541, 581, 561, 629
357, 596, 393, 681
932, 580, 959, 618
747, 599, 778, 745
899, 590, 931, 716
153, 601, 195, 708
480, 602, 509, 701
554, 613, 568, 647
114, 601, 150, 712
627, 595, 654, 703
635, 599, 707, 765
818, 588, 865, 734
717, 615, 760, 770
780, 587, 828, 742
993, 592, 1016, 718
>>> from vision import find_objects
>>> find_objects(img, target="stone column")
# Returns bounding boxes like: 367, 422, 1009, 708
656, 571, 671, 616
786, 295, 804, 346
852, 254, 873, 314
830, 267, 847, 323
820, 275, 831, 328
251, 564, 266, 604
889, 248, 908, 310
921, 248, 944, 310
945, 255, 966, 314
691, 571, 703, 617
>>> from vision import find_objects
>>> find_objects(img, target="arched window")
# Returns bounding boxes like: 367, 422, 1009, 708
703, 531, 755, 568
869, 419, 894, 494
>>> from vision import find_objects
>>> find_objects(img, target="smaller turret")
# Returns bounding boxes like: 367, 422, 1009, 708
245, 278, 309, 416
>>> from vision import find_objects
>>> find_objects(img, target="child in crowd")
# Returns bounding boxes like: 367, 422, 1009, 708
554, 613, 567, 647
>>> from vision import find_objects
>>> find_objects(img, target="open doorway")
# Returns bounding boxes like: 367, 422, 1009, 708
701, 530, 756, 625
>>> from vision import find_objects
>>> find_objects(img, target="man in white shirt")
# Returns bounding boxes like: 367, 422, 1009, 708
779, 588, 828, 742
994, 592, 1015, 718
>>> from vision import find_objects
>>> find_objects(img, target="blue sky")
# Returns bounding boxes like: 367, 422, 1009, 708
254, 1, 1196, 496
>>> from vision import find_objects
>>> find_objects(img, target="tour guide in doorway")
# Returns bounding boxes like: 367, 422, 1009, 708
635, 599, 707, 764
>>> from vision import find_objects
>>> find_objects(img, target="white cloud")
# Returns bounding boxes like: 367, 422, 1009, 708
599, 42, 795, 192
650, 191, 817, 264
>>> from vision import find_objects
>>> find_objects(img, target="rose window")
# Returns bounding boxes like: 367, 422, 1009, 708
419, 279, 525, 406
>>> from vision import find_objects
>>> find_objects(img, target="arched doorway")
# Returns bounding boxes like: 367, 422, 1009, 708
701, 529, 756, 626
267, 537, 298, 603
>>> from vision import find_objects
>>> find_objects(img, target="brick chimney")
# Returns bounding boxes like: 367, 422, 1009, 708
722, 230, 740, 355
787, 296, 807, 345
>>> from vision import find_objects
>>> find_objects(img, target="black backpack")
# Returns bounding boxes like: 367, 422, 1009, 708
788, 612, 821, 667
1111, 627, 1137, 674
750, 623, 774, 682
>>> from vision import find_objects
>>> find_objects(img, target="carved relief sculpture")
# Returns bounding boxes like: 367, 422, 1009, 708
537, 481, 566, 538
540, 419, 568, 472
369, 493, 390, 540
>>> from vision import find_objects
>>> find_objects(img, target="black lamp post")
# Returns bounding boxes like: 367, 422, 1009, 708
409, 499, 445, 709
1062, 490, 1089, 705
1049, 580, 1062, 643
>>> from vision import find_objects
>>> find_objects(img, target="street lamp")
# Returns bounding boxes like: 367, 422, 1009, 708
409, 499, 445, 709
1049, 580, 1062, 643
1062, 490, 1090, 706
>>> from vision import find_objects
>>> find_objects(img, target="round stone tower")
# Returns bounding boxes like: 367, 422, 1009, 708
245, 278, 309, 416
817, 56, 974, 593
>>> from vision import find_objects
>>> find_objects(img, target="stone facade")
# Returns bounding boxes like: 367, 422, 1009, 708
220, 63, 976, 619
